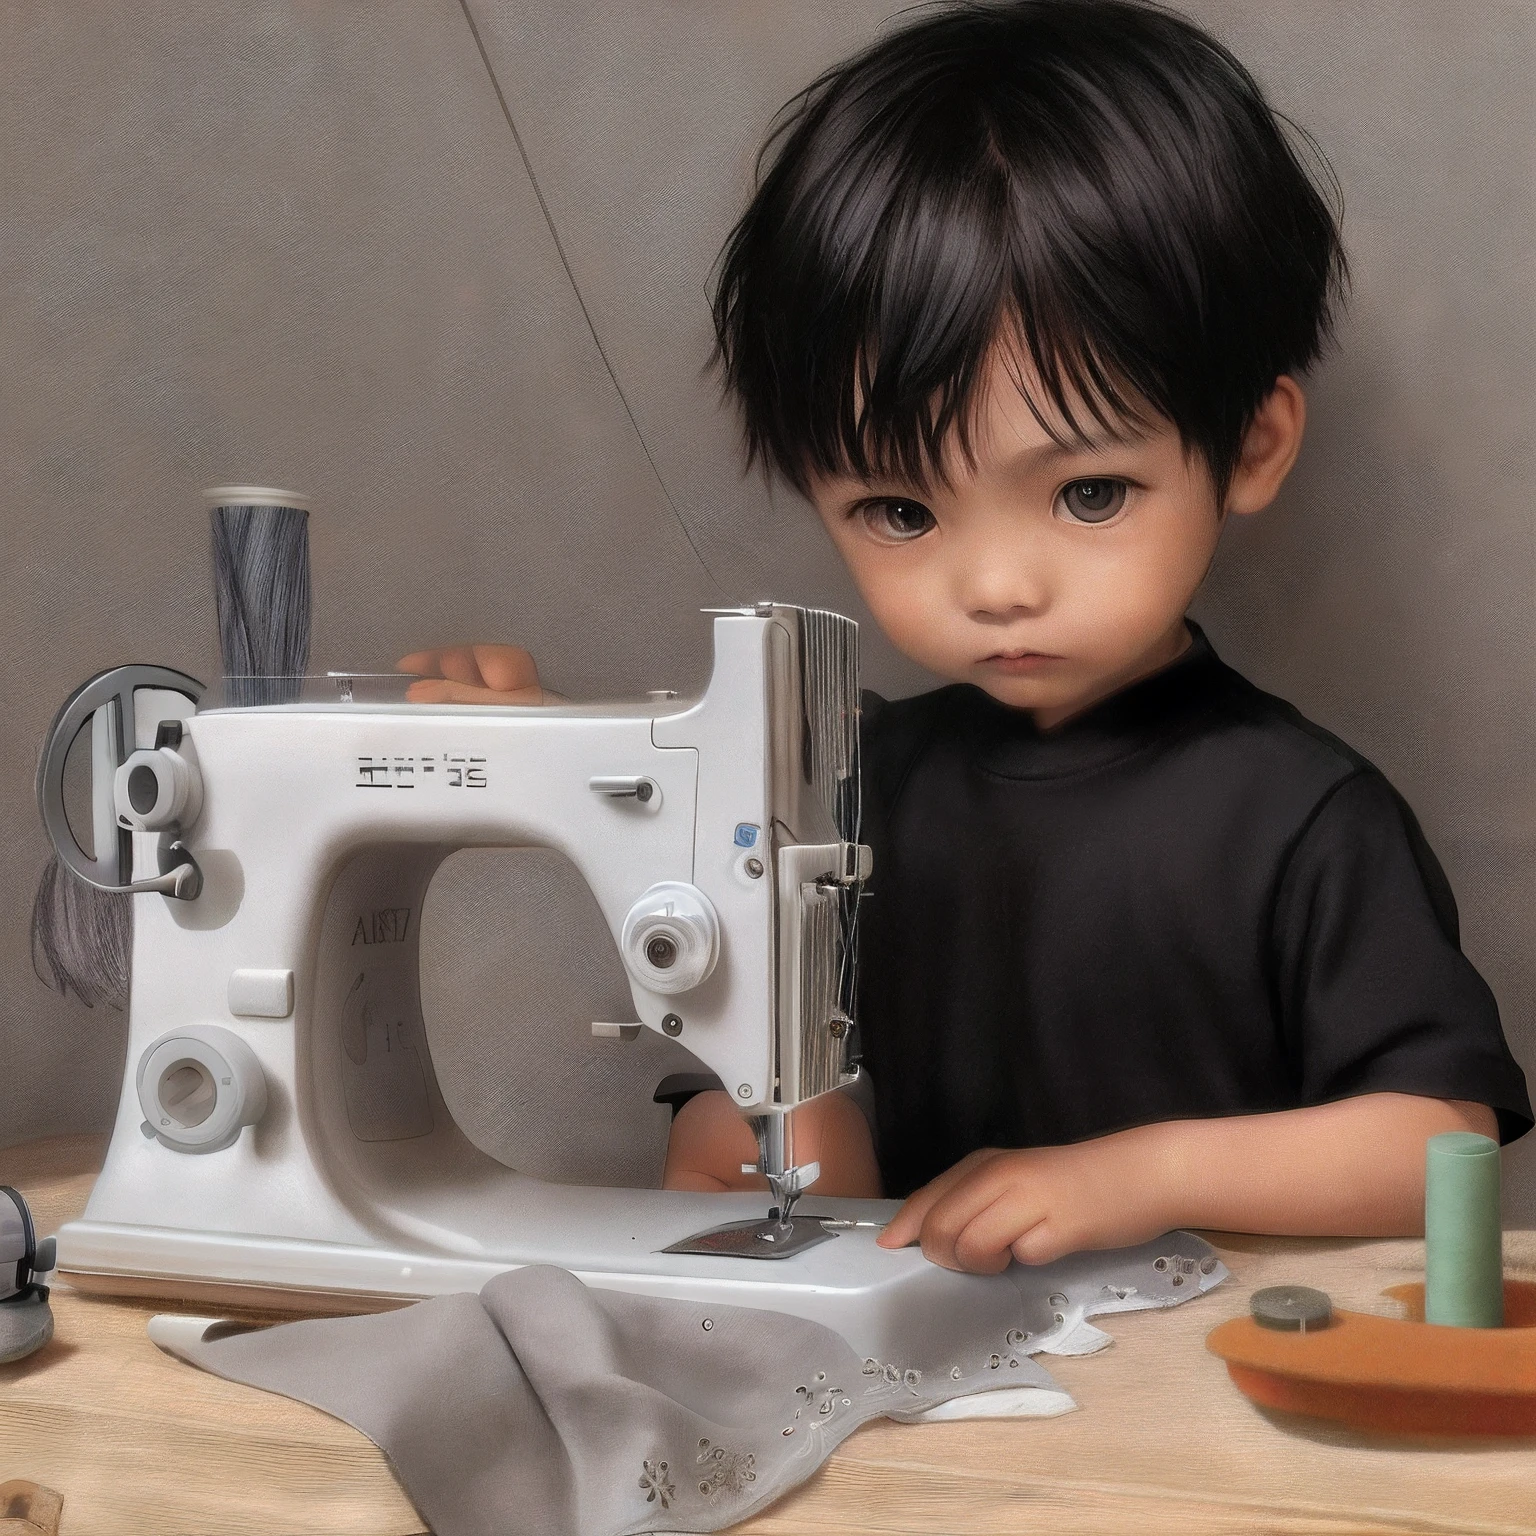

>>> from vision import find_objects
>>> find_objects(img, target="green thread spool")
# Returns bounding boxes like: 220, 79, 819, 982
1424, 1131, 1503, 1328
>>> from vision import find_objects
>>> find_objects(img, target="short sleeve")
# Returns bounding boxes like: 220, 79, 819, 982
1271, 770, 1532, 1143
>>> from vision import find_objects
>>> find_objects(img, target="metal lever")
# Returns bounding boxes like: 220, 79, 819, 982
589, 775, 657, 803
117, 840, 204, 900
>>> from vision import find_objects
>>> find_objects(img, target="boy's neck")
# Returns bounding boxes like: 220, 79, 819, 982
1030, 620, 1195, 733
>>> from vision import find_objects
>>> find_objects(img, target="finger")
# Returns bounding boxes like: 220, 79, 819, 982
403, 678, 545, 706
431, 646, 497, 687
471, 644, 540, 695
395, 649, 443, 676
878, 1155, 970, 1241
919, 1186, 1011, 1273
949, 1192, 1051, 1274
876, 1192, 929, 1250
912, 1159, 1029, 1271
395, 647, 481, 683
875, 1151, 1004, 1248
1010, 1221, 1070, 1267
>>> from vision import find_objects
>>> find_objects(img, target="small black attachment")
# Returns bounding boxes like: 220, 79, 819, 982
1251, 1284, 1333, 1332
154, 719, 184, 749
661, 1013, 684, 1037
1, 1186, 37, 1302
0, 1294, 54, 1365
0, 1187, 55, 1363
652, 1072, 722, 1118
662, 1216, 838, 1261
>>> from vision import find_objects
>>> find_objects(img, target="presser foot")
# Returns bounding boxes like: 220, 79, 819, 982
660, 1216, 839, 1261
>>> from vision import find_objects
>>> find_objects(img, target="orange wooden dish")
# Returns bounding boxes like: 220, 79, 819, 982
1206, 1280, 1536, 1435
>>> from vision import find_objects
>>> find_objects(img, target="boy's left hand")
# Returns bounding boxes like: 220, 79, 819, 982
875, 1136, 1172, 1273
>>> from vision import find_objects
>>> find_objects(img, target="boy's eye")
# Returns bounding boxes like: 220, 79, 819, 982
1056, 478, 1128, 525
857, 498, 936, 542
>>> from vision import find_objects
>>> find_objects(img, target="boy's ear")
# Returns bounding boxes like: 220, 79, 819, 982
1225, 376, 1306, 519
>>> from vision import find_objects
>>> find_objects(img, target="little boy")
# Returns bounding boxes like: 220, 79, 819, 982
404, 0, 1530, 1274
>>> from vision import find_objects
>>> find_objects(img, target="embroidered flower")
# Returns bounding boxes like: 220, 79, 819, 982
639, 1459, 674, 1510
696, 1438, 757, 1497
858, 1357, 922, 1396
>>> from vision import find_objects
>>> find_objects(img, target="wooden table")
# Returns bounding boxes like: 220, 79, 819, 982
4, 1135, 1536, 1535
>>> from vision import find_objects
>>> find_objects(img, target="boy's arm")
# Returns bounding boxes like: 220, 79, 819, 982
878, 1093, 1497, 1274
662, 1088, 883, 1198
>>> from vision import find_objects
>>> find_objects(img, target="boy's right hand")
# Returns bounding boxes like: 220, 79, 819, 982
395, 644, 551, 705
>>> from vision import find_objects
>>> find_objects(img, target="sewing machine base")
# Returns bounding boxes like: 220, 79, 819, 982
53, 1202, 1003, 1364
55, 1207, 1226, 1372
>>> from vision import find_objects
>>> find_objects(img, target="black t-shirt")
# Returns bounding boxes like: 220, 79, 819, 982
856, 625, 1533, 1199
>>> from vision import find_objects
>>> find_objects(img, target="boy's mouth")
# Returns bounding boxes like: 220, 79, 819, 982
981, 650, 1063, 675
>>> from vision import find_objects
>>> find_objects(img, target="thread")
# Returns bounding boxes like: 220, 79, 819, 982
30, 853, 131, 1010
1425, 1131, 1503, 1327
208, 490, 312, 706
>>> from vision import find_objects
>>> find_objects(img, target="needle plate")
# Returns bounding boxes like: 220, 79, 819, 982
661, 1216, 839, 1261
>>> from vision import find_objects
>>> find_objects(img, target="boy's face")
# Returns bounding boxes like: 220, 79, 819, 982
808, 350, 1302, 727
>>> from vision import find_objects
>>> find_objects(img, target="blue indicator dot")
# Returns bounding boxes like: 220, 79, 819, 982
733, 823, 760, 849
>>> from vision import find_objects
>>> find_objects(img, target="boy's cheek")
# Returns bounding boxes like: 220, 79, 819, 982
829, 547, 952, 666
861, 583, 967, 679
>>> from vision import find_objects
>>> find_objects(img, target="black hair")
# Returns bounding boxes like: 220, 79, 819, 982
711, 0, 1348, 502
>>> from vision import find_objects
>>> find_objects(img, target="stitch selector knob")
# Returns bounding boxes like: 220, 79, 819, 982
136, 1024, 268, 1153
621, 882, 720, 994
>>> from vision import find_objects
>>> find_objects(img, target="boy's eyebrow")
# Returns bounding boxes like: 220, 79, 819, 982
995, 431, 1145, 472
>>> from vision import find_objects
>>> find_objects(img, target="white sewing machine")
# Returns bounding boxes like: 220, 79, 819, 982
36, 603, 1043, 1361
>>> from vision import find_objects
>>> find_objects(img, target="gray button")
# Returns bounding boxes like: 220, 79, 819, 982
1251, 1284, 1333, 1332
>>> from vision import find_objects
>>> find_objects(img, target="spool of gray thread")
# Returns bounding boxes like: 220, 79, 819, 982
206, 487, 312, 707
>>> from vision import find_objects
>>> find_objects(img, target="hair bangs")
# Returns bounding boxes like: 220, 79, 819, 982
711, 1, 1347, 504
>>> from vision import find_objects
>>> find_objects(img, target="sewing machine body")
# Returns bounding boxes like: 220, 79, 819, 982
47, 606, 1035, 1359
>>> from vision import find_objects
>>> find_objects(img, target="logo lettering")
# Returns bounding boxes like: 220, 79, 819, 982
351, 907, 412, 946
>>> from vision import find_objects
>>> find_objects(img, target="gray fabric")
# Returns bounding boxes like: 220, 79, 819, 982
162, 1237, 1224, 1535
4, 2, 1535, 1229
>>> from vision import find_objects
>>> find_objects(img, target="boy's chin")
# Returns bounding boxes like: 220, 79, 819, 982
965, 671, 1078, 715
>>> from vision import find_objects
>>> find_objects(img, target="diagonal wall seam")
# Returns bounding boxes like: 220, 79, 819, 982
456, 0, 718, 588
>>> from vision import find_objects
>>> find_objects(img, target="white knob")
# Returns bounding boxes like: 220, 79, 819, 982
115, 746, 201, 832
621, 882, 720, 994
136, 1025, 267, 1154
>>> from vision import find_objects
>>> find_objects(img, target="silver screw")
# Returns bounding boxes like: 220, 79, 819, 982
829, 1019, 847, 1038
737, 1084, 753, 1099
744, 856, 764, 879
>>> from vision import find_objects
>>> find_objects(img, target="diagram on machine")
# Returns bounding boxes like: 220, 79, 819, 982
340, 966, 434, 1142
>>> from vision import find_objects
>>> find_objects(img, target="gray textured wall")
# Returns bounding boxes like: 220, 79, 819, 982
4, 1, 1534, 1218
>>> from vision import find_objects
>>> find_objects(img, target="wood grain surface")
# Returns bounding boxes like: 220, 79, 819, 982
4, 1135, 1536, 1535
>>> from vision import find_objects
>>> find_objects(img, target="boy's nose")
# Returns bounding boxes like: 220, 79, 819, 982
955, 546, 1051, 621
